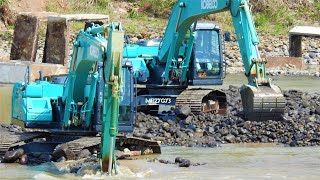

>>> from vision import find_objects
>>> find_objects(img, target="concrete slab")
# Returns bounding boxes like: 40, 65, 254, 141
18, 12, 58, 21
289, 26, 320, 57
289, 26, 320, 36
47, 14, 109, 22
0, 61, 67, 83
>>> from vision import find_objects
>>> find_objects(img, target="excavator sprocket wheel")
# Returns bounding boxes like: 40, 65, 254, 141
240, 84, 286, 121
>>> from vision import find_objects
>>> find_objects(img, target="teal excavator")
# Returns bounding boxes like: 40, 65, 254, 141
7, 22, 159, 174
125, 0, 285, 121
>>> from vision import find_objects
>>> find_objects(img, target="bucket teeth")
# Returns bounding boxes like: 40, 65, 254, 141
241, 84, 286, 121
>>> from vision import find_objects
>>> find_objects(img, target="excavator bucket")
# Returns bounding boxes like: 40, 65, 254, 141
240, 84, 286, 121
176, 89, 227, 115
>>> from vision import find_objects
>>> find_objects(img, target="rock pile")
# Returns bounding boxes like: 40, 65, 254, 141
132, 86, 320, 147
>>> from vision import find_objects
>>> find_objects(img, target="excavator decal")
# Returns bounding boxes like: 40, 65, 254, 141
201, 0, 218, 10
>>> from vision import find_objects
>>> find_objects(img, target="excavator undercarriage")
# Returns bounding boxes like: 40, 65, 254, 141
176, 89, 227, 115
0, 127, 160, 161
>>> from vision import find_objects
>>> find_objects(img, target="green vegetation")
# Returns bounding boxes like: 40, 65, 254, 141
0, 30, 12, 41
71, 22, 86, 32
0, 0, 8, 7
313, 2, 320, 20
253, 1, 294, 35
137, 0, 176, 17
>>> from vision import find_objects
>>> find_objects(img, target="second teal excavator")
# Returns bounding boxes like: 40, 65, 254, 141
124, 0, 286, 121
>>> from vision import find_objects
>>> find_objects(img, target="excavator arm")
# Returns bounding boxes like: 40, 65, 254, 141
62, 22, 125, 174
157, 0, 285, 120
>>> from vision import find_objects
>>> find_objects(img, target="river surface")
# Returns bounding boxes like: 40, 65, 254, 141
220, 74, 320, 93
0, 144, 320, 179
0, 74, 319, 179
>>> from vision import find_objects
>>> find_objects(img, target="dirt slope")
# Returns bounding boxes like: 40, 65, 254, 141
9, 0, 47, 12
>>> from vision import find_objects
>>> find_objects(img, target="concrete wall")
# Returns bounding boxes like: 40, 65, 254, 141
0, 61, 67, 83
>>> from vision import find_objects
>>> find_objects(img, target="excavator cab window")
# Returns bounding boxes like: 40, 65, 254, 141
118, 66, 134, 132
194, 29, 221, 78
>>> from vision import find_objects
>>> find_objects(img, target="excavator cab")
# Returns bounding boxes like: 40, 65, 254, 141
189, 23, 224, 85
176, 23, 227, 115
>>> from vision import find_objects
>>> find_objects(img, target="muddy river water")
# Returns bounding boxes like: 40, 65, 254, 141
0, 145, 320, 179
0, 74, 319, 179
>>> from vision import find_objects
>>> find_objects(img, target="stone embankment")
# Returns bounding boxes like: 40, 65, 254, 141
131, 86, 320, 147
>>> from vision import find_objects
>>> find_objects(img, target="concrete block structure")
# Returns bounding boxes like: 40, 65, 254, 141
289, 26, 320, 57
44, 14, 109, 66
4, 13, 109, 84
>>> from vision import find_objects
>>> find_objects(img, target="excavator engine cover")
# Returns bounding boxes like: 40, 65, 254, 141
240, 84, 286, 121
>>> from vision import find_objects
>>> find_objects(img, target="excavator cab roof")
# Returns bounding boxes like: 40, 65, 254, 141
191, 22, 220, 31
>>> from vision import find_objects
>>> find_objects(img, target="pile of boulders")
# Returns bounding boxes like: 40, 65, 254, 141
132, 86, 320, 147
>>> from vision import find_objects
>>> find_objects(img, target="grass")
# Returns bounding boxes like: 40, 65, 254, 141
0, 30, 12, 41
247, 0, 294, 35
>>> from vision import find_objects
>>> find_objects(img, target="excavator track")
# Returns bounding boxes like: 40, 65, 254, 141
62, 137, 101, 154
116, 135, 161, 154
57, 135, 161, 156
176, 89, 227, 114
0, 128, 45, 156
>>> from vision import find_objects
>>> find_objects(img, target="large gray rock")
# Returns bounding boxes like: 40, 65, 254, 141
2, 148, 24, 163
52, 144, 75, 161
174, 106, 191, 118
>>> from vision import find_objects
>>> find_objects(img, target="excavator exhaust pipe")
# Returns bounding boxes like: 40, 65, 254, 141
240, 84, 286, 121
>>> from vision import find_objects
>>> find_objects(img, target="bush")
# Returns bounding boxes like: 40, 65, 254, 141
313, 2, 320, 20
